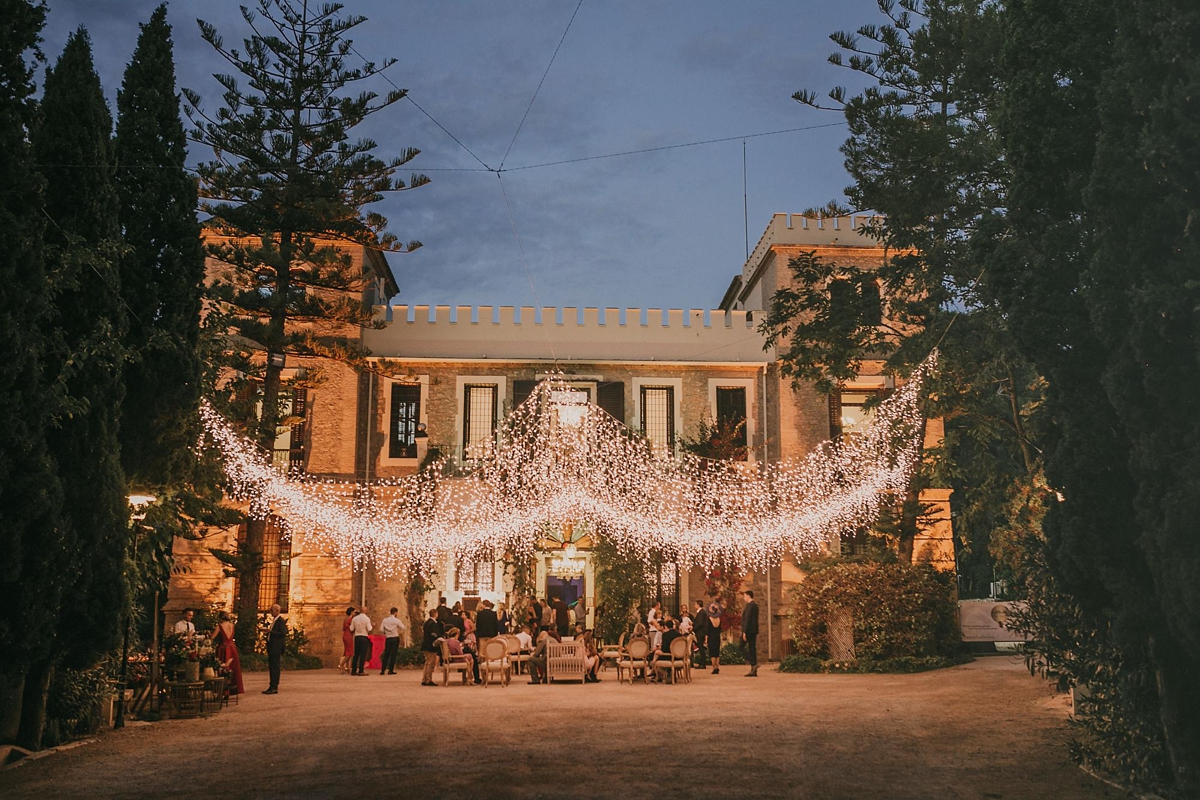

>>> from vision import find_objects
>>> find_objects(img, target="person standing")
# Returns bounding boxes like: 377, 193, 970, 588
527, 598, 542, 635
552, 595, 570, 639
475, 600, 499, 655
379, 607, 405, 675
350, 606, 373, 676
210, 611, 244, 695
706, 598, 724, 674
496, 602, 510, 635
436, 596, 453, 627
741, 590, 760, 677
692, 599, 710, 666
263, 604, 286, 694
338, 606, 355, 674
420, 608, 443, 686
173, 609, 196, 640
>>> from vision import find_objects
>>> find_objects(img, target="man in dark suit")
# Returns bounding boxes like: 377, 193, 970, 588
264, 603, 287, 694
741, 590, 760, 677
436, 596, 453, 627
475, 599, 499, 645
420, 608, 443, 686
552, 595, 570, 638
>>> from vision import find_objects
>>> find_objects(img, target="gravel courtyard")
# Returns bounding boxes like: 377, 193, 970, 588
0, 656, 1121, 799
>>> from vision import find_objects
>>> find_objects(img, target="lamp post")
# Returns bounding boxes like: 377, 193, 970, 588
115, 494, 156, 729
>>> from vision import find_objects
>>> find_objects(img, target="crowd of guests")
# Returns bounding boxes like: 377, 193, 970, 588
410, 589, 761, 685
416, 595, 602, 685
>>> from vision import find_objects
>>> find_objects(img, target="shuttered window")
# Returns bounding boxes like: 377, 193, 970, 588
512, 379, 538, 410
388, 383, 421, 459
597, 381, 625, 423
716, 386, 748, 453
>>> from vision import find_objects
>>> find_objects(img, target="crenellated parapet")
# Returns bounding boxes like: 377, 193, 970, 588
363, 304, 771, 363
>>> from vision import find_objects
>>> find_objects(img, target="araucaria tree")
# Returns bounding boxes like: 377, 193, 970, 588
184, 0, 427, 645
767, 0, 1039, 569
26, 28, 128, 746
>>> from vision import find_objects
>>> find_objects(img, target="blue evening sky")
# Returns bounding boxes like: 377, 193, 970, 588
44, 0, 878, 310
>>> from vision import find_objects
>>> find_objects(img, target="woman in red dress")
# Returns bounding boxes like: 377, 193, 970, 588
211, 611, 244, 695
339, 606, 355, 673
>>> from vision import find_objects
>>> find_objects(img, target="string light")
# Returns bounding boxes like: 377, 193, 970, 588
201, 351, 939, 576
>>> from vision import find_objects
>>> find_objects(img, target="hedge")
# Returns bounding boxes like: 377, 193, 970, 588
788, 560, 959, 662
779, 654, 972, 673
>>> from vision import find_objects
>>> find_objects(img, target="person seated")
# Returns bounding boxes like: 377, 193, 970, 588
527, 630, 552, 684
650, 619, 682, 681
626, 626, 650, 681
441, 627, 476, 684
515, 625, 534, 652
581, 630, 601, 683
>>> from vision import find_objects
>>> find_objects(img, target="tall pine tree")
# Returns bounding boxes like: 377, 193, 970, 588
23, 28, 128, 747
184, 0, 427, 646
0, 0, 63, 746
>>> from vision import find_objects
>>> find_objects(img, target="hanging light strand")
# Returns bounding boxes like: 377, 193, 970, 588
200, 351, 939, 575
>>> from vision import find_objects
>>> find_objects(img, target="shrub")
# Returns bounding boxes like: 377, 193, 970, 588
44, 664, 111, 747
394, 645, 424, 667
241, 652, 323, 671
788, 561, 959, 661
777, 654, 971, 674
779, 655, 823, 673
719, 642, 747, 665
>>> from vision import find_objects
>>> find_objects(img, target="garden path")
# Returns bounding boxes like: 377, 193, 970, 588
0, 657, 1121, 799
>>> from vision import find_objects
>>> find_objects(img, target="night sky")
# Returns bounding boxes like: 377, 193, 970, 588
43, 0, 877, 310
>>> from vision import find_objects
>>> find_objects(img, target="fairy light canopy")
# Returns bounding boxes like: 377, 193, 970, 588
202, 352, 939, 575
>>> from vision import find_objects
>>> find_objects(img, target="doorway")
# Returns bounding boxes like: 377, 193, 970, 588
546, 575, 584, 606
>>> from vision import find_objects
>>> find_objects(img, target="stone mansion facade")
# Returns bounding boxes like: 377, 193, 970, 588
168, 213, 953, 663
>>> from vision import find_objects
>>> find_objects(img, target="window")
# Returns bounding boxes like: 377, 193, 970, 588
861, 279, 883, 326
644, 557, 680, 616
455, 561, 494, 595
832, 390, 879, 438
716, 386, 748, 454
640, 386, 675, 455
388, 383, 421, 459
463, 384, 498, 457
271, 388, 306, 473
235, 516, 292, 612
597, 381, 625, 423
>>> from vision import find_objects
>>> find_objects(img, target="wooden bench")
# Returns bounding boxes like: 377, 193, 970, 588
545, 642, 586, 683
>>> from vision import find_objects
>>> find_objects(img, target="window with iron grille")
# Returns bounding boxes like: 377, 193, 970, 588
235, 516, 292, 612
640, 386, 674, 455
455, 561, 494, 595
389, 383, 421, 459
462, 384, 498, 458
643, 558, 680, 616
716, 386, 748, 454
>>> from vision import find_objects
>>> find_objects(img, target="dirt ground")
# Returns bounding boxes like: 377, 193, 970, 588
0, 656, 1122, 799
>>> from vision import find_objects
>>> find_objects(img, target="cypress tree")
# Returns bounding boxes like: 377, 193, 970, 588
0, 0, 63, 746
27, 29, 128, 746
989, 0, 1200, 790
115, 4, 205, 489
